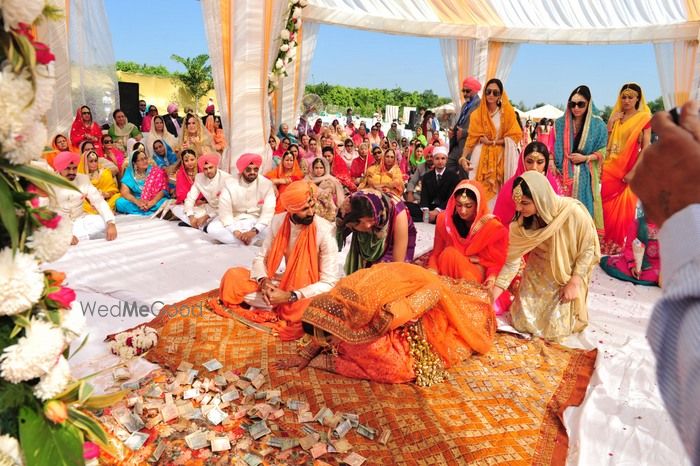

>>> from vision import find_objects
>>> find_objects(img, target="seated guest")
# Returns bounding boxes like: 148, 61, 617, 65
409, 142, 426, 172
207, 153, 276, 245
600, 211, 660, 286
178, 112, 213, 156
214, 181, 339, 340
493, 141, 561, 226
151, 139, 179, 177
273, 137, 291, 166
277, 122, 298, 144
171, 153, 231, 230
43, 134, 71, 168
405, 143, 432, 204
50, 151, 117, 244
306, 157, 344, 223
101, 134, 125, 178
109, 109, 142, 154
141, 104, 158, 132
79, 140, 118, 178
144, 115, 177, 159
276, 262, 495, 385
265, 151, 304, 213
428, 180, 508, 285
77, 150, 121, 213
420, 146, 460, 223
322, 145, 356, 193
162, 103, 183, 139
360, 149, 404, 197
115, 150, 169, 215
175, 149, 199, 204
350, 143, 375, 186
205, 115, 227, 153
491, 171, 600, 341
70, 106, 103, 155
339, 138, 357, 169
337, 189, 416, 274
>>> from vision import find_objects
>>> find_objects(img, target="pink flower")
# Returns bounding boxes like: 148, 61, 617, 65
13, 23, 55, 65
34, 211, 62, 229
83, 442, 100, 460
47, 286, 76, 309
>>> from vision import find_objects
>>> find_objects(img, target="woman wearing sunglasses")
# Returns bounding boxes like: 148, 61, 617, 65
460, 78, 522, 201
553, 85, 608, 233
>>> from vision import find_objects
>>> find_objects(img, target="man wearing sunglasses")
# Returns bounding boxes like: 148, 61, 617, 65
448, 76, 482, 178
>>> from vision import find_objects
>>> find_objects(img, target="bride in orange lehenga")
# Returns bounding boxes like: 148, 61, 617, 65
276, 262, 495, 386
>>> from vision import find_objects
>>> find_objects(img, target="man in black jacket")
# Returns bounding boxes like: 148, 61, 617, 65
162, 103, 183, 138
420, 146, 459, 223
447, 76, 481, 178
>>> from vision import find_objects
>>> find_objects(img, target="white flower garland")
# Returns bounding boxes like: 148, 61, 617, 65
267, 0, 308, 94
0, 248, 45, 316
108, 326, 158, 361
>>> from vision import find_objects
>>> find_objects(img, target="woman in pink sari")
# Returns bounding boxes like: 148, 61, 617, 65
493, 141, 561, 226
175, 149, 200, 204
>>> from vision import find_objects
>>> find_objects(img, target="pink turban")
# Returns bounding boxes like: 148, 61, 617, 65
167, 103, 178, 113
205, 104, 215, 114
53, 151, 80, 172
236, 153, 263, 173
280, 180, 317, 213
462, 76, 481, 93
198, 152, 221, 172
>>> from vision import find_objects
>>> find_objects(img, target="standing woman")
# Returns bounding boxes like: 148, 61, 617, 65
70, 106, 103, 155
491, 172, 600, 341
601, 83, 651, 254
460, 78, 522, 200
553, 85, 608, 231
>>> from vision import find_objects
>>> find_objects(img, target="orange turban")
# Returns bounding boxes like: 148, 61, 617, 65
198, 152, 221, 171
280, 180, 317, 213
53, 151, 80, 172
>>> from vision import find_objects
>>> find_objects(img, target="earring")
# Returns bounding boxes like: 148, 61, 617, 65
497, 99, 502, 107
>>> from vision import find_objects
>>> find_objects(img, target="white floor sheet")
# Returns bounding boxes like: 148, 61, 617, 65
51, 216, 691, 465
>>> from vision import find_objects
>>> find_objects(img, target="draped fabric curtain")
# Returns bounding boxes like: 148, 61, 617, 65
36, 0, 73, 138
439, 38, 488, 110
68, 0, 120, 127
654, 40, 700, 109
486, 41, 519, 84
278, 20, 320, 131
202, 0, 285, 173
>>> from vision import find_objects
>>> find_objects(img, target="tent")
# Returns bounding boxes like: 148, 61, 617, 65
523, 104, 565, 121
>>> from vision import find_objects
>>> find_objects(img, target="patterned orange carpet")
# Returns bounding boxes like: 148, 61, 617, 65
142, 289, 597, 465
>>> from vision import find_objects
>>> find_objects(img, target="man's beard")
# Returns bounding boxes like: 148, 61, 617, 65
291, 213, 314, 225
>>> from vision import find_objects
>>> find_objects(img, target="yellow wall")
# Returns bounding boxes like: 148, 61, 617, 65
116, 71, 219, 114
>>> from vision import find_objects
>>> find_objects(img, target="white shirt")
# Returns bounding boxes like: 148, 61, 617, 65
184, 169, 232, 217
217, 175, 276, 232
250, 213, 339, 299
50, 173, 115, 223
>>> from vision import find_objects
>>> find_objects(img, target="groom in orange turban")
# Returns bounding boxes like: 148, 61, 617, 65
213, 180, 339, 340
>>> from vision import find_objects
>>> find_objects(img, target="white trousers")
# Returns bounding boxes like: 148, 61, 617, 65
206, 218, 265, 245
170, 205, 214, 230
72, 215, 107, 241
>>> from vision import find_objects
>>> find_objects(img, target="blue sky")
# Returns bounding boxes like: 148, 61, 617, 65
105, 0, 661, 109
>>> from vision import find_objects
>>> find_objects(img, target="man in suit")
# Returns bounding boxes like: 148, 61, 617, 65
420, 146, 459, 223
162, 102, 183, 139
447, 76, 482, 178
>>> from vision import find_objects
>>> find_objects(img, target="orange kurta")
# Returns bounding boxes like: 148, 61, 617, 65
265, 161, 304, 213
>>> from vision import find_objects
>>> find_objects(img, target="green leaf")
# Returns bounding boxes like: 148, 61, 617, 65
0, 175, 18, 250
78, 383, 94, 404
68, 334, 89, 360
19, 406, 84, 466
80, 390, 126, 410
66, 407, 115, 456
1, 161, 79, 193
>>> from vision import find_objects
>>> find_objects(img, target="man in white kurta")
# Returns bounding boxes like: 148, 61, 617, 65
171, 153, 231, 229
50, 151, 117, 244
207, 153, 276, 245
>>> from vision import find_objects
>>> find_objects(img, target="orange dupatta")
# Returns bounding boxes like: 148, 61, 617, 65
265, 159, 304, 213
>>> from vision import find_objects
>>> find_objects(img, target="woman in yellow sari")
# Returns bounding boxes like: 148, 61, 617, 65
78, 150, 121, 213
491, 171, 600, 341
601, 83, 651, 254
359, 148, 404, 196
276, 262, 495, 386
460, 78, 522, 200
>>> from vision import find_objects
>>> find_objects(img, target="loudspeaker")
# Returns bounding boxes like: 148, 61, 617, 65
118, 81, 140, 126
406, 110, 417, 131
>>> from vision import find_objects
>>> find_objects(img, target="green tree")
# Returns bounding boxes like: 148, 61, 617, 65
647, 96, 665, 113
170, 54, 214, 112
116, 60, 172, 76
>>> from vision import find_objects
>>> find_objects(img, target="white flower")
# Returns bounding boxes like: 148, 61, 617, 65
0, 434, 23, 466
26, 214, 72, 263
299, 0, 308, 6
280, 44, 289, 52
24, 68, 55, 124
61, 305, 86, 341
0, 319, 66, 383
292, 7, 302, 19
275, 58, 284, 70
287, 46, 297, 59
0, 248, 44, 316
0, 66, 33, 145
291, 0, 300, 5
33, 356, 71, 401
3, 120, 47, 165
279, 29, 290, 41
1, 0, 45, 29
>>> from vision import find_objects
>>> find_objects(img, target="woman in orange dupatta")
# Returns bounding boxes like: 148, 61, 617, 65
601, 83, 651, 254
205, 115, 227, 153
276, 262, 495, 385
460, 78, 522, 200
43, 134, 73, 168
429, 180, 508, 285
359, 148, 404, 196
265, 150, 304, 213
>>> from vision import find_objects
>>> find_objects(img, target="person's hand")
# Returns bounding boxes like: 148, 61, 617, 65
630, 100, 700, 226
483, 275, 496, 290
274, 355, 310, 371
568, 153, 588, 164
71, 235, 79, 245
406, 192, 416, 203
428, 210, 439, 223
339, 197, 351, 216
609, 112, 624, 124
239, 229, 257, 245
265, 286, 293, 306
456, 127, 463, 138
560, 275, 581, 303
630, 266, 641, 280
101, 191, 110, 199
138, 199, 149, 210
105, 222, 117, 241
459, 158, 473, 171
490, 285, 504, 304
479, 136, 491, 145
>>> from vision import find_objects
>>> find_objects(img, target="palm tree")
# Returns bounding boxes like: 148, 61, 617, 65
170, 54, 214, 113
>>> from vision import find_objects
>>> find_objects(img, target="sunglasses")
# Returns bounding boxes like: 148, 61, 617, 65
103, 139, 113, 144
462, 89, 472, 94
568, 101, 587, 109
82, 111, 91, 115
485, 89, 501, 97
345, 143, 353, 147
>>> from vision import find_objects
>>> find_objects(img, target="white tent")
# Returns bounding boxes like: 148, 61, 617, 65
523, 104, 565, 121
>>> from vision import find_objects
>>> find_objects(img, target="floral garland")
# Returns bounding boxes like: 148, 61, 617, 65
108, 326, 158, 361
267, 0, 308, 95
0, 2, 125, 465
